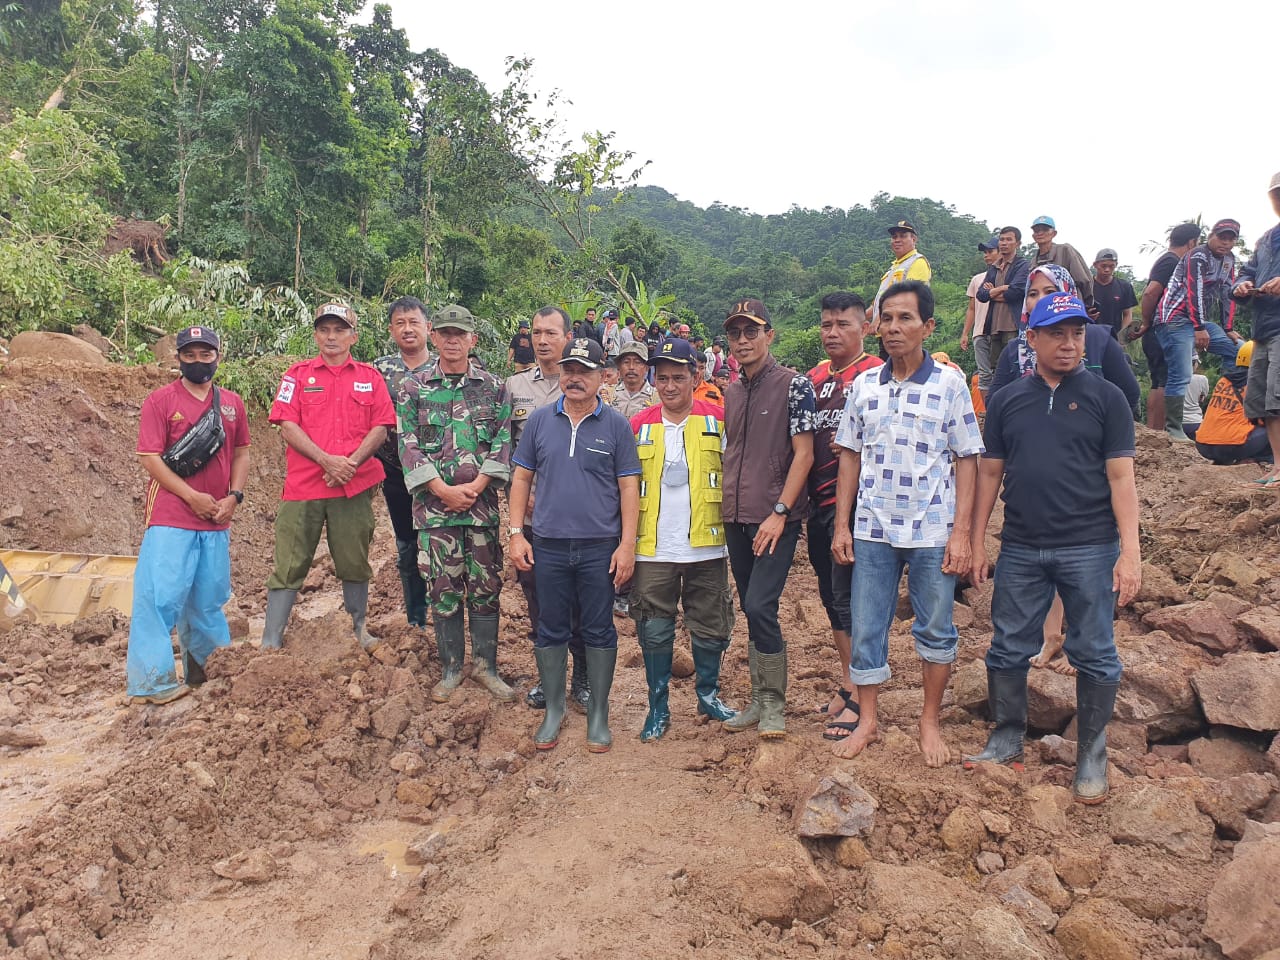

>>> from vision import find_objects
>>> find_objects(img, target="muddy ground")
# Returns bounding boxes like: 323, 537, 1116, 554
2, 353, 1279, 960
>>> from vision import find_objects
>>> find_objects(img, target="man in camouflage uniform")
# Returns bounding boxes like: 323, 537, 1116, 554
398, 305, 515, 703
507, 306, 590, 711
373, 296, 432, 628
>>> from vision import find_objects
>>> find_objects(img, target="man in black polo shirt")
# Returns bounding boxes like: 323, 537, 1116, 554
509, 338, 641, 753
966, 292, 1141, 805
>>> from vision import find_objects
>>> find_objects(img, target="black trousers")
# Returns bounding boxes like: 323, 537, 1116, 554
725, 520, 802, 655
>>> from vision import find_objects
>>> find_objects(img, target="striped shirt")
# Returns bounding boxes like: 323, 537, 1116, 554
1155, 245, 1237, 331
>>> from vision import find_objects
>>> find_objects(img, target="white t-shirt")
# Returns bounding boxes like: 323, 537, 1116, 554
639, 415, 728, 564
967, 271, 992, 337
1184, 374, 1209, 425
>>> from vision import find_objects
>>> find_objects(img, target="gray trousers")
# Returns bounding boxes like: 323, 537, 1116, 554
975, 330, 1018, 394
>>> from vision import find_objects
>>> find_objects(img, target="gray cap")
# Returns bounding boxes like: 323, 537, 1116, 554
616, 341, 649, 362
1094, 248, 1118, 263
1270, 171, 1280, 193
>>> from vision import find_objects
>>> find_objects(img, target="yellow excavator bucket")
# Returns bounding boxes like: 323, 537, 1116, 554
0, 549, 137, 626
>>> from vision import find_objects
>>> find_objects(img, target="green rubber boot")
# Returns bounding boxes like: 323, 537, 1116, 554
722, 643, 761, 733
469, 613, 515, 702
584, 646, 617, 753
261, 588, 297, 650
431, 611, 465, 703
533, 645, 568, 750
637, 618, 675, 742
1164, 395, 1192, 443
691, 635, 735, 722
757, 648, 788, 739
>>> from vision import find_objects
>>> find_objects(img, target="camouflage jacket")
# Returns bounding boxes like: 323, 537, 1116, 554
373, 352, 432, 467
397, 359, 513, 529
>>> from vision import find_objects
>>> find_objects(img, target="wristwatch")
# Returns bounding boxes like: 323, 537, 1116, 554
229, 489, 244, 504
508, 526, 524, 537
773, 502, 791, 517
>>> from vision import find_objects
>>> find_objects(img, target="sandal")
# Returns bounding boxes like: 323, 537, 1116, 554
814, 686, 854, 716
821, 693, 861, 741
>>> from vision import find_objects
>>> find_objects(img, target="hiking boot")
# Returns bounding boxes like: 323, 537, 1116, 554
1073, 676, 1119, 804
261, 588, 297, 650
722, 643, 761, 733
431, 612, 465, 703
533, 645, 568, 750
469, 613, 515, 702
963, 669, 1028, 769
134, 685, 190, 706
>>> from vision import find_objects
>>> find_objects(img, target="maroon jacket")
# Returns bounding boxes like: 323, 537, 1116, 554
723, 355, 810, 524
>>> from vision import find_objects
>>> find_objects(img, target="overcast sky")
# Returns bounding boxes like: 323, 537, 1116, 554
388, 0, 1276, 276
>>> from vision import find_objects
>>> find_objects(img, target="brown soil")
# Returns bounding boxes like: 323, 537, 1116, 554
2, 357, 1279, 960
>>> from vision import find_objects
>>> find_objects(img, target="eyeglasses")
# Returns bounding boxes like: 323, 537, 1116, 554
725, 326, 763, 341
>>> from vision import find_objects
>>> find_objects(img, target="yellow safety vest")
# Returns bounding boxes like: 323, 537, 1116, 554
634, 414, 726, 557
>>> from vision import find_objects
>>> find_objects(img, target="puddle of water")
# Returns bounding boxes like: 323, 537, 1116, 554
351, 822, 425, 880
357, 839, 413, 879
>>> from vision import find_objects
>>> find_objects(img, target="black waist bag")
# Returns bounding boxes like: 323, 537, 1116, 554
162, 386, 226, 478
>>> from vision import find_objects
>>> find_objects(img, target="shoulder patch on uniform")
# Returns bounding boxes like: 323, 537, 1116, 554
276, 378, 296, 404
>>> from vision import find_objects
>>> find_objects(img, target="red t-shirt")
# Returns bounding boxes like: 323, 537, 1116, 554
137, 380, 251, 531
807, 353, 884, 509
268, 355, 396, 501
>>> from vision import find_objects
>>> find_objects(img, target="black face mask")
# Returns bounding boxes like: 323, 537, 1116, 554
180, 360, 218, 384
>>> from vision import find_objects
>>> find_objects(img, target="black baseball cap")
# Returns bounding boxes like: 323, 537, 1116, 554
887, 219, 917, 235
176, 325, 220, 351
649, 338, 699, 366
558, 338, 606, 370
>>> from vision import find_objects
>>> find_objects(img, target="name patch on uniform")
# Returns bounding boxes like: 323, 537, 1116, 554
354, 381, 373, 393
303, 386, 324, 393
276, 377, 296, 404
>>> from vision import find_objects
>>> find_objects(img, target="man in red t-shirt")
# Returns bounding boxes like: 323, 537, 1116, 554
263, 303, 396, 651
126, 325, 251, 704
806, 292, 883, 739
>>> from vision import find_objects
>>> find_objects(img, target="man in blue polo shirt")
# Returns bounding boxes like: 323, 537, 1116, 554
966, 292, 1142, 805
509, 338, 641, 754
831, 280, 983, 766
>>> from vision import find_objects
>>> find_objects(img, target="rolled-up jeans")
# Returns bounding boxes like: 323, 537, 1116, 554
987, 540, 1122, 685
1156, 319, 1239, 400
530, 536, 618, 649
848, 539, 957, 686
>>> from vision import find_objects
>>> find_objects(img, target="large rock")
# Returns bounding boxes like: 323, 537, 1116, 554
793, 771, 877, 838
1109, 784, 1214, 860
1192, 653, 1280, 732
986, 855, 1072, 912
734, 865, 833, 926
1196, 549, 1267, 600
72, 323, 114, 356
1092, 847, 1216, 920
9, 330, 108, 365
1134, 562, 1186, 605
1188, 734, 1272, 780
1235, 607, 1280, 651
959, 907, 1050, 960
1143, 601, 1241, 653
1114, 631, 1207, 739
951, 658, 990, 713
939, 805, 986, 856
1195, 774, 1277, 839
1027, 668, 1076, 730
1055, 899, 1148, 960
1204, 837, 1280, 960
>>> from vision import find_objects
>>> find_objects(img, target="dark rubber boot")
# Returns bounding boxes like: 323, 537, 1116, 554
756, 649, 788, 739
640, 645, 673, 743
584, 646, 617, 753
691, 636, 735, 722
261, 588, 297, 650
533, 645, 568, 750
431, 612, 465, 703
1164, 395, 1192, 443
469, 613, 514, 701
963, 669, 1029, 768
569, 648, 591, 715
182, 650, 206, 687
1073, 676, 1119, 804
395, 538, 427, 627
342, 581, 380, 651
722, 643, 761, 733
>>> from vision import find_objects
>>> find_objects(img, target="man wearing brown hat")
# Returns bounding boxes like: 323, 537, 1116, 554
871, 220, 932, 330
263, 302, 396, 651
719, 298, 816, 738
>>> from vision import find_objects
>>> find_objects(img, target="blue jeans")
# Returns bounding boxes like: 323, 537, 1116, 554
531, 536, 618, 649
848, 539, 957, 686
987, 541, 1123, 684
1156, 319, 1239, 399
126, 526, 232, 697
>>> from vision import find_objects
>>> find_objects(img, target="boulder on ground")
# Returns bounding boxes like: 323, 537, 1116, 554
1109, 783, 1214, 860
10, 330, 108, 365
1235, 607, 1280, 651
734, 865, 833, 926
986, 855, 1072, 912
1027, 669, 1076, 730
939, 805, 985, 855
1142, 601, 1241, 653
959, 907, 1050, 960
1204, 837, 1280, 960
1115, 631, 1207, 739
793, 771, 877, 838
1192, 653, 1280, 732
72, 323, 114, 356
1187, 734, 1272, 780
1055, 898, 1150, 960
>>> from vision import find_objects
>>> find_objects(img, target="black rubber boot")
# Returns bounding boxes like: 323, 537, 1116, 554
395, 538, 427, 627
963, 669, 1029, 768
1073, 676, 1119, 804
261, 588, 296, 650
691, 636, 736, 722
569, 648, 591, 715
533, 645, 568, 750
431, 611, 465, 703
469, 613, 514, 701
722, 643, 761, 732
181, 649, 207, 687
584, 646, 617, 753
342, 581, 381, 651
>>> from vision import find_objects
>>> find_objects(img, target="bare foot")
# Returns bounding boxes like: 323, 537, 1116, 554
919, 720, 951, 767
1048, 658, 1078, 676
832, 723, 879, 759
1030, 633, 1065, 669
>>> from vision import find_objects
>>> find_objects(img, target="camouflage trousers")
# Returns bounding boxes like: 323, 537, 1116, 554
418, 525, 503, 618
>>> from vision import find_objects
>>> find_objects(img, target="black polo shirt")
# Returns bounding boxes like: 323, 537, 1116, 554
982, 366, 1134, 549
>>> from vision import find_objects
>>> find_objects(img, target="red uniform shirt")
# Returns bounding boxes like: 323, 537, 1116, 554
807, 353, 884, 509
137, 379, 251, 531
269, 355, 396, 501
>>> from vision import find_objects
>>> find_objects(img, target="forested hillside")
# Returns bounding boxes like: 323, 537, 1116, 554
0, 1, 994, 377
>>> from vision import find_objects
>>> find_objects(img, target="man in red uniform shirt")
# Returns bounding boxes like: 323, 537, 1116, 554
806, 292, 883, 738
263, 302, 396, 650
126, 325, 251, 703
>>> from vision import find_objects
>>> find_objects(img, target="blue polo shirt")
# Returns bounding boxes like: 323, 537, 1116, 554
512, 396, 642, 539
982, 365, 1135, 549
